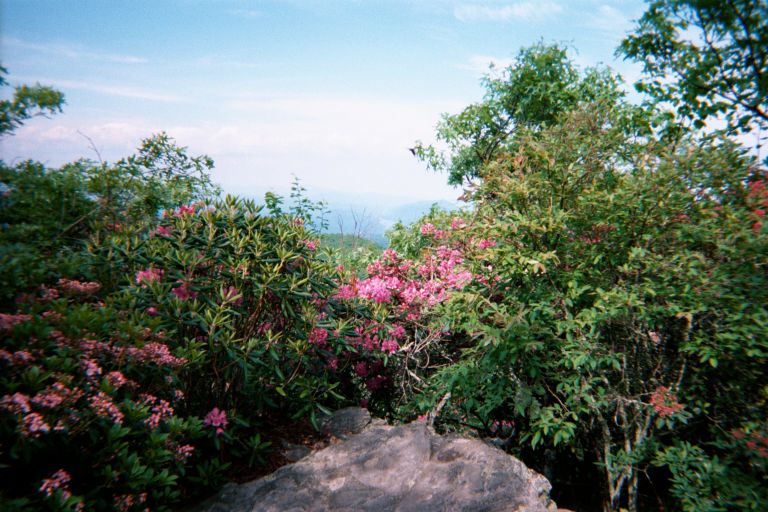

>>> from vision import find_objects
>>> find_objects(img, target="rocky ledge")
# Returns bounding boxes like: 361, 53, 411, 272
192, 408, 558, 512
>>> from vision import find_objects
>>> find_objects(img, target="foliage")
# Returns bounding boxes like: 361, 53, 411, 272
410, 42, 768, 511
620, 0, 768, 135
0, 65, 65, 137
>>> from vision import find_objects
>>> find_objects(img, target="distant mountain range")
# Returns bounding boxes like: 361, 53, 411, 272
321, 199, 460, 246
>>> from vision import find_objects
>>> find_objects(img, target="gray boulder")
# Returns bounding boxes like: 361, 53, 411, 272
193, 410, 557, 512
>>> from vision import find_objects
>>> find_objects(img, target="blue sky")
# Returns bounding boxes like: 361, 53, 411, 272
0, 0, 647, 208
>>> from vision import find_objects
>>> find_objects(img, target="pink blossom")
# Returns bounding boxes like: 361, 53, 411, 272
124, 342, 186, 367
354, 362, 368, 378
89, 392, 124, 425
1, 392, 32, 414
366, 375, 387, 392
106, 371, 128, 389
171, 281, 198, 301
154, 225, 173, 237
57, 278, 101, 295
309, 327, 329, 348
420, 223, 436, 236
380, 339, 399, 354
303, 239, 319, 250
81, 358, 102, 380
175, 444, 195, 461
39, 469, 71, 498
476, 238, 497, 250
450, 217, 467, 230
173, 204, 196, 217
0, 313, 32, 333
203, 407, 228, 435
334, 284, 357, 300
22, 412, 51, 437
38, 286, 59, 302
135, 267, 164, 287
145, 306, 158, 316
32, 383, 81, 409
142, 395, 174, 429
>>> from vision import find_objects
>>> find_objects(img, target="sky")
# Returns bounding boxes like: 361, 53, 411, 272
0, 0, 648, 209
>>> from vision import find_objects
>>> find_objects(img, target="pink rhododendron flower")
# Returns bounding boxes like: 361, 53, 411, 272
420, 223, 436, 236
477, 238, 497, 250
380, 339, 399, 354
203, 407, 228, 435
135, 267, 164, 287
173, 204, 196, 217
354, 362, 368, 378
145, 306, 158, 316
303, 239, 319, 250
171, 281, 198, 301
309, 327, 329, 348
154, 225, 173, 237
451, 217, 467, 230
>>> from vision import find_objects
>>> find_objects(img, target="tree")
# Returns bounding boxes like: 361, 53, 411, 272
620, 0, 768, 134
0, 65, 65, 136
415, 42, 626, 186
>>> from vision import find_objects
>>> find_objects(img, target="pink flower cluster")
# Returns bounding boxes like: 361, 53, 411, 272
57, 278, 101, 295
114, 492, 148, 512
420, 223, 446, 239
39, 469, 73, 500
649, 386, 684, 417
203, 407, 228, 435
142, 394, 174, 429
136, 267, 164, 287
154, 225, 173, 237
0, 312, 32, 333
173, 204, 196, 217
309, 327, 329, 348
171, 280, 198, 301
303, 239, 319, 250
89, 391, 124, 425
0, 349, 35, 365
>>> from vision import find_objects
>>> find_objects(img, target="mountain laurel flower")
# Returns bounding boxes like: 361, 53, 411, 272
39, 469, 72, 498
203, 407, 228, 435
1, 392, 32, 414
175, 444, 195, 461
23, 412, 51, 437
57, 278, 101, 295
0, 313, 32, 333
89, 392, 124, 425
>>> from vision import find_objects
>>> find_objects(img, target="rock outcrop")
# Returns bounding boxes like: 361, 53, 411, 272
192, 408, 557, 512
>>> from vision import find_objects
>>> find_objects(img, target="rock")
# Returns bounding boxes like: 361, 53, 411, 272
319, 406, 372, 439
192, 410, 557, 512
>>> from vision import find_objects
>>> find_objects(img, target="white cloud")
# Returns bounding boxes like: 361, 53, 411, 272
587, 4, 633, 34
458, 54, 515, 75
1, 37, 148, 64
453, 2, 562, 22
12, 76, 187, 103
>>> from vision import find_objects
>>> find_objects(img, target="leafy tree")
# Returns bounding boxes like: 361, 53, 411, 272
0, 65, 65, 136
415, 42, 626, 186
620, 0, 768, 134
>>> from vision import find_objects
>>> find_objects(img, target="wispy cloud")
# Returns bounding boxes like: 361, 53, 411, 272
13, 76, 186, 103
2, 37, 148, 64
453, 2, 563, 22
458, 54, 514, 75
587, 4, 633, 35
